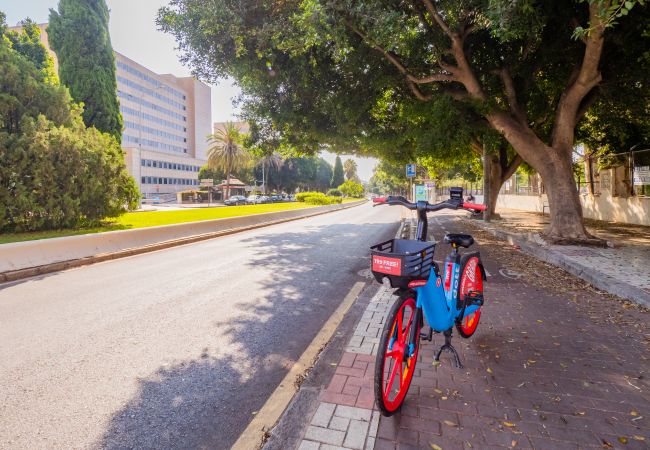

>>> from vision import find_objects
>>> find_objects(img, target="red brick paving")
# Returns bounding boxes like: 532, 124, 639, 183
321, 351, 377, 410
372, 217, 650, 450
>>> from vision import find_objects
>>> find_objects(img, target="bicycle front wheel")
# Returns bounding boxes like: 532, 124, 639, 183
374, 292, 420, 416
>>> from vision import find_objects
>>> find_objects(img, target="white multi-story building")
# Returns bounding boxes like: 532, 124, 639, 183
116, 53, 212, 195
11, 23, 212, 196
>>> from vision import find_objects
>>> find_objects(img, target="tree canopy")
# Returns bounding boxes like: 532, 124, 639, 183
159, 0, 650, 241
331, 156, 345, 187
0, 17, 138, 231
48, 0, 123, 142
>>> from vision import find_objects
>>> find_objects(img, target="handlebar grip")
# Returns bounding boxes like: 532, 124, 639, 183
373, 197, 387, 205
463, 202, 487, 211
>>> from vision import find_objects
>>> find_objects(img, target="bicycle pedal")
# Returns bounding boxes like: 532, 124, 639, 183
420, 328, 433, 341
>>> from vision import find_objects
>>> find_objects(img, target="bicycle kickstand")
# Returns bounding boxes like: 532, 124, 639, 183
435, 329, 463, 369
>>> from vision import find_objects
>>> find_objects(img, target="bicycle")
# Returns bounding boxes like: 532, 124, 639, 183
370, 187, 487, 416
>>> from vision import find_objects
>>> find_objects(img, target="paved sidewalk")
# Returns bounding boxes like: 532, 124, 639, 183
290, 211, 649, 450
471, 208, 650, 308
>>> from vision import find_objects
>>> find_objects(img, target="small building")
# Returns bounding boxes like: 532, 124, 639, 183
215, 178, 248, 200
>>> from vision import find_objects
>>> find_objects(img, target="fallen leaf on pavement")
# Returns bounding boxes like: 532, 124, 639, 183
443, 420, 458, 427
502, 421, 516, 427
430, 444, 442, 450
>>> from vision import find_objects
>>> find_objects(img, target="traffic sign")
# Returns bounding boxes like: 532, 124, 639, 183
200, 178, 214, 187
406, 164, 416, 178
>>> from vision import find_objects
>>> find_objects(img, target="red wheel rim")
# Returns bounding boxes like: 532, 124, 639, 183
459, 257, 483, 336
381, 297, 419, 412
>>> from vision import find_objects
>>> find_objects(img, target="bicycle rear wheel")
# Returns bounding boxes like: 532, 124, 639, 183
374, 292, 420, 416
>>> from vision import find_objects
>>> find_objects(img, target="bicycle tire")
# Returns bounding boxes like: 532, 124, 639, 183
374, 291, 421, 416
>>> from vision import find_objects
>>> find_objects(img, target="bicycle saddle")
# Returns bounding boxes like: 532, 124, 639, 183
444, 233, 474, 248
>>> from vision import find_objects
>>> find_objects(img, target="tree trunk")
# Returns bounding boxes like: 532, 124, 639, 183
225, 172, 231, 200
534, 148, 592, 243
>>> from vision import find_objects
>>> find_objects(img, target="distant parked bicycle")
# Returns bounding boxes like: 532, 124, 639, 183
370, 188, 487, 415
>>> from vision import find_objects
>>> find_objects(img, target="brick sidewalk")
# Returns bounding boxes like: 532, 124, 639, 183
291, 212, 649, 450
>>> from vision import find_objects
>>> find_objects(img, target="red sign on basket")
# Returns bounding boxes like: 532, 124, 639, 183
372, 255, 402, 276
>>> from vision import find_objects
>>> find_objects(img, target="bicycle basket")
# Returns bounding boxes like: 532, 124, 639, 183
370, 239, 436, 288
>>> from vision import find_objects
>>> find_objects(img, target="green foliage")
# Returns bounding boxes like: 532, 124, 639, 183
5, 19, 58, 84
338, 180, 364, 198
327, 188, 343, 197
48, 0, 123, 142
0, 25, 138, 232
295, 191, 342, 205
199, 164, 252, 185
331, 156, 345, 187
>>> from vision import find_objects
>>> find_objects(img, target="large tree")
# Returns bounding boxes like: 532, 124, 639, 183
48, 0, 122, 142
206, 122, 250, 200
0, 17, 138, 231
159, 0, 649, 242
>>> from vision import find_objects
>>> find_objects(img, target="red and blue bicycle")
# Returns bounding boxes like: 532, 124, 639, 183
371, 187, 487, 415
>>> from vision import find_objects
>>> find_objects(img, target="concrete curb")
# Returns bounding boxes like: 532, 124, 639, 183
0, 201, 366, 284
469, 219, 650, 308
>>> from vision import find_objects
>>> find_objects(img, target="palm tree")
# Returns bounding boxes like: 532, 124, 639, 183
343, 159, 358, 181
258, 152, 283, 194
206, 122, 249, 200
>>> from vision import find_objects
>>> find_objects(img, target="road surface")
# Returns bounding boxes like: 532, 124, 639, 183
0, 203, 400, 449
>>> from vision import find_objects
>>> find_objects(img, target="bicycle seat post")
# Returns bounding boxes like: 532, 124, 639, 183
415, 201, 429, 242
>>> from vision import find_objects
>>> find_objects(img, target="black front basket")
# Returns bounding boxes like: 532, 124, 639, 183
370, 239, 436, 288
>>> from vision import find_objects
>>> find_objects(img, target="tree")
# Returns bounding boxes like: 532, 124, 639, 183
338, 180, 364, 198
48, 0, 123, 142
0, 20, 138, 231
331, 156, 345, 188
343, 159, 359, 181
257, 152, 283, 194
315, 158, 333, 192
5, 19, 58, 84
159, 0, 649, 242
206, 122, 250, 199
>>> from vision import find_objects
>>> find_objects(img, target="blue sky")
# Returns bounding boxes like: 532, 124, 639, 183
2, 0, 378, 180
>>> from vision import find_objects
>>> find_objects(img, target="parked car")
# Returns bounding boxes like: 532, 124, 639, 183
246, 195, 264, 204
224, 195, 247, 206
270, 195, 283, 202
259, 196, 271, 203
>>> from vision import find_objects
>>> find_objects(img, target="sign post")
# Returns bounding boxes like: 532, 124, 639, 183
406, 164, 416, 200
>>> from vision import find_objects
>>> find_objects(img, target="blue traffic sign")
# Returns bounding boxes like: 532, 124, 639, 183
406, 164, 416, 178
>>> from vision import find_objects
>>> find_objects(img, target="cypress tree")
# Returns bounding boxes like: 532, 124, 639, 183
48, 0, 123, 142
331, 155, 344, 188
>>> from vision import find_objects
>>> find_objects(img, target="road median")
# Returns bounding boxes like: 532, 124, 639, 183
0, 200, 366, 283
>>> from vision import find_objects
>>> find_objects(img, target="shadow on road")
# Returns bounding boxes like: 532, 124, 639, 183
97, 218, 397, 449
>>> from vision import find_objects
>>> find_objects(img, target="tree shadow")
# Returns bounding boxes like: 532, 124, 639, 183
97, 217, 398, 449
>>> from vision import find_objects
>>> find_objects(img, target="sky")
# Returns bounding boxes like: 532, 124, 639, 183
2, 0, 378, 181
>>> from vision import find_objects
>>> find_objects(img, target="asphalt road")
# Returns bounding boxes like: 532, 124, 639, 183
0, 203, 400, 450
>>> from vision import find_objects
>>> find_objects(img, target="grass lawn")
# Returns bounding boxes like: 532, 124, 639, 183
0, 200, 364, 244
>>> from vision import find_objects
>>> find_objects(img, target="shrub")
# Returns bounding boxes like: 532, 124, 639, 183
328, 196, 342, 204
296, 191, 321, 202
327, 189, 342, 197
338, 180, 364, 198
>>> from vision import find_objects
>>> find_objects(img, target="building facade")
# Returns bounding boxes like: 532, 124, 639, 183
116, 53, 211, 195
12, 23, 212, 196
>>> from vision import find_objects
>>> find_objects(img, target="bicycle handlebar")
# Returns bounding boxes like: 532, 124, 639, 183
373, 195, 486, 213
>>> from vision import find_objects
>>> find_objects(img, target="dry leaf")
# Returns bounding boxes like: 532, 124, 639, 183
602, 439, 613, 448
434, 388, 443, 394
430, 444, 442, 450
527, 359, 536, 364
618, 437, 628, 444
536, 320, 543, 323
432, 360, 441, 367
502, 421, 516, 427
441, 396, 448, 400
632, 435, 645, 441
630, 410, 639, 416
487, 367, 493, 374
511, 440, 518, 447
443, 420, 458, 427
